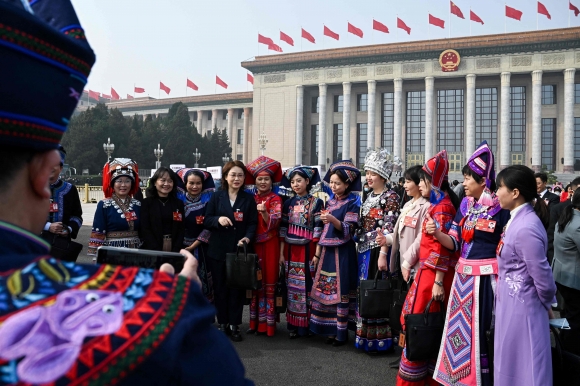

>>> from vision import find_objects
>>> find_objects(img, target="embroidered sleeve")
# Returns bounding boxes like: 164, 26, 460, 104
382, 192, 400, 234
197, 230, 211, 244
88, 201, 107, 256
266, 195, 282, 232
424, 204, 456, 272
447, 209, 464, 252
279, 199, 291, 239
312, 198, 324, 242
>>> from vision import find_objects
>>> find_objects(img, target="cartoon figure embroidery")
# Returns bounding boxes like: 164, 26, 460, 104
0, 290, 123, 384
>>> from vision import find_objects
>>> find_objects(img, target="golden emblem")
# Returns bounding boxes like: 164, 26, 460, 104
439, 49, 461, 72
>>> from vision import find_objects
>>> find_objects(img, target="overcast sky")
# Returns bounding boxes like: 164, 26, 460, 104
72, 0, 580, 99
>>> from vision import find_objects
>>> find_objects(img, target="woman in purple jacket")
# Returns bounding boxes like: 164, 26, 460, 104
494, 165, 556, 386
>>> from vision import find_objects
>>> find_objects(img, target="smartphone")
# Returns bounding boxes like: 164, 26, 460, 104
96, 246, 185, 272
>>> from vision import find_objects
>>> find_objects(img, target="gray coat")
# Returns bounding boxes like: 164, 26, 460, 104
553, 210, 580, 290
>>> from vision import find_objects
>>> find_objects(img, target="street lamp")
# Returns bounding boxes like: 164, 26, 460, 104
103, 137, 114, 162
222, 153, 230, 164
258, 132, 268, 155
193, 148, 201, 168
154, 143, 164, 168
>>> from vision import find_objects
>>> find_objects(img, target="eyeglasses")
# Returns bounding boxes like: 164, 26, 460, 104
228, 174, 244, 179
114, 179, 132, 185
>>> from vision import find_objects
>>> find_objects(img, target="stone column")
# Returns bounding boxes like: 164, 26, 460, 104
227, 108, 235, 158
342, 82, 351, 160
465, 74, 477, 158
500, 72, 511, 169
367, 80, 377, 150
318, 83, 328, 171
295, 86, 304, 165
564, 68, 576, 173
243, 107, 250, 163
393, 78, 403, 162
425, 77, 435, 160
196, 110, 202, 135
531, 70, 543, 172
211, 109, 218, 131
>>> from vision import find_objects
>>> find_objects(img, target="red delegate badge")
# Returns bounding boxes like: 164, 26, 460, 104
369, 208, 383, 219
403, 216, 418, 228
234, 211, 244, 222
49, 202, 59, 213
475, 219, 497, 233
196, 215, 204, 224
125, 211, 137, 222
173, 211, 183, 222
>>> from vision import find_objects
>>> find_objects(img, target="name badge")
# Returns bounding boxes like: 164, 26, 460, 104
369, 208, 383, 219
196, 215, 204, 224
398, 332, 406, 348
496, 239, 504, 256
294, 205, 305, 213
125, 211, 137, 221
234, 211, 244, 222
49, 202, 59, 213
475, 219, 497, 233
403, 216, 418, 228
173, 211, 183, 222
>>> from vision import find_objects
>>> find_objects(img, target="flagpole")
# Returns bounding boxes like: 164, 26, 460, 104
300, 26, 303, 52
537, 7, 539, 30
449, 6, 451, 38
570, 2, 572, 27
396, 15, 399, 41
428, 11, 430, 40
470, 7, 472, 36
504, 3, 507, 33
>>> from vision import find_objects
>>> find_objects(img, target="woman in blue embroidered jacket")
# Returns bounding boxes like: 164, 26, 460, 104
177, 168, 215, 303
310, 161, 361, 346
279, 166, 323, 339
431, 142, 510, 386
88, 159, 141, 258
355, 149, 400, 353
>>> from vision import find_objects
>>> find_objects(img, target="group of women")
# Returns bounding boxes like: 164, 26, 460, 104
88, 141, 558, 386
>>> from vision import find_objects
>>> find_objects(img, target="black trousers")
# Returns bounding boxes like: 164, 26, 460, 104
210, 258, 244, 326
556, 282, 580, 356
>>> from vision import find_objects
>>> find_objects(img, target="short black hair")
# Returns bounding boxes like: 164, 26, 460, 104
146, 167, 179, 198
534, 172, 548, 183
570, 177, 580, 190
398, 177, 405, 184
403, 165, 422, 186
462, 164, 496, 191
0, 147, 37, 192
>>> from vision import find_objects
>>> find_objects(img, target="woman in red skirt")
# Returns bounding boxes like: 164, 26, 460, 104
245, 156, 284, 336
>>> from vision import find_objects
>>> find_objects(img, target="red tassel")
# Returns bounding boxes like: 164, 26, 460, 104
102, 161, 112, 198
460, 217, 475, 244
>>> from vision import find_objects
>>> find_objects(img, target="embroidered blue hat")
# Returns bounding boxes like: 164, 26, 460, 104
0, 0, 95, 151
281, 166, 321, 191
177, 168, 216, 193
58, 145, 66, 166
323, 160, 362, 192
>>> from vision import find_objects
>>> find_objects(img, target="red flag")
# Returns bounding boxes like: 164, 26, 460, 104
187, 79, 198, 91
450, 2, 465, 19
323, 25, 339, 40
301, 28, 315, 43
268, 43, 283, 52
571, 1, 580, 16
247, 73, 254, 84
88, 90, 100, 100
258, 34, 274, 46
134, 86, 145, 93
347, 22, 363, 38
470, 10, 484, 24
216, 75, 228, 89
280, 31, 294, 46
537, 2, 551, 19
111, 87, 119, 100
372, 19, 389, 33
397, 17, 411, 35
429, 14, 445, 29
101, 93, 112, 99
159, 82, 170, 95
127, 94, 134, 100
506, 5, 523, 20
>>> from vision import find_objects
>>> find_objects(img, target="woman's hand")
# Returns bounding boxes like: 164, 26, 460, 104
378, 254, 388, 271
49, 222, 64, 234
279, 253, 285, 267
219, 216, 233, 227
375, 231, 387, 247
548, 308, 555, 320
257, 201, 267, 213
425, 213, 437, 235
432, 282, 445, 302
160, 249, 201, 288
312, 256, 319, 267
401, 267, 410, 282
238, 237, 250, 246
320, 211, 335, 225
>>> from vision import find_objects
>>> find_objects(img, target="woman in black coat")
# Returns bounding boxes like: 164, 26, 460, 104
204, 160, 258, 342
140, 167, 185, 252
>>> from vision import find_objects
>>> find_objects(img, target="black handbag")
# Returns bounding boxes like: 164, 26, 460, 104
390, 275, 409, 338
358, 270, 394, 319
551, 325, 580, 386
275, 265, 287, 314
41, 231, 83, 262
404, 298, 445, 361
225, 242, 262, 290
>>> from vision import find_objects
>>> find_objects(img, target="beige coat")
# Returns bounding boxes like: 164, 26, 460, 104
389, 196, 429, 272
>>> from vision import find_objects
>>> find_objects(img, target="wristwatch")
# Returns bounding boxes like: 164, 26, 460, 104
434, 280, 443, 287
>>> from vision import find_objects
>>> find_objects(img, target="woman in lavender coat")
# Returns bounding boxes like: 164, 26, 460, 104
494, 165, 556, 386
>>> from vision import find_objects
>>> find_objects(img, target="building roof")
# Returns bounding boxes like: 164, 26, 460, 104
241, 27, 580, 74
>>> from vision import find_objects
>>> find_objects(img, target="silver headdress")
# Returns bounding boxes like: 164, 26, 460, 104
363, 148, 393, 180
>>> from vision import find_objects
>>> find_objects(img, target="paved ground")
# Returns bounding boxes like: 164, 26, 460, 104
75, 204, 400, 385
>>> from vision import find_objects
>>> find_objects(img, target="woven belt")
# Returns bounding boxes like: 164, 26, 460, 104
455, 257, 498, 276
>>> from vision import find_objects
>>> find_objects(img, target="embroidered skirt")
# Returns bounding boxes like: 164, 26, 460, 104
285, 241, 315, 336
88, 230, 141, 256
249, 237, 280, 336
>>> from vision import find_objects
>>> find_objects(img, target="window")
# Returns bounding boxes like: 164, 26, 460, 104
333, 124, 343, 162
311, 124, 319, 165
192, 112, 198, 121
357, 94, 368, 112
575, 84, 580, 104
357, 123, 368, 167
312, 97, 319, 113
381, 92, 394, 152
238, 110, 244, 119
406, 91, 426, 153
237, 129, 244, 145
334, 95, 344, 112
541, 85, 556, 105
475, 88, 498, 154
437, 89, 464, 152
575, 117, 580, 170
541, 118, 556, 171
223, 111, 228, 120
207, 111, 212, 121
236, 154, 243, 161
510, 86, 526, 152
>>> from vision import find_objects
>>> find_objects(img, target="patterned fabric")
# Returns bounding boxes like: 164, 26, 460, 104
281, 166, 321, 192
323, 160, 362, 192
423, 150, 449, 190
467, 140, 496, 189
422, 196, 457, 272
318, 193, 360, 246
177, 168, 215, 193
48, 179, 82, 229
249, 237, 280, 336
356, 190, 400, 254
102, 158, 140, 198
253, 191, 282, 243
280, 195, 323, 243
245, 156, 282, 184
285, 244, 315, 335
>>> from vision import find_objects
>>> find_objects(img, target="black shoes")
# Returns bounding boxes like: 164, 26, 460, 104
246, 328, 256, 334
218, 324, 231, 336
230, 325, 243, 342
389, 358, 401, 369
332, 339, 347, 347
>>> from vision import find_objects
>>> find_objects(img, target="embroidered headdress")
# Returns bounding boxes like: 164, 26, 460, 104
102, 158, 140, 198
467, 141, 495, 189
176, 168, 215, 193
0, 1, 95, 150
58, 145, 67, 166
324, 160, 362, 192
280, 165, 321, 193
423, 150, 449, 190
244, 156, 283, 185
363, 149, 393, 180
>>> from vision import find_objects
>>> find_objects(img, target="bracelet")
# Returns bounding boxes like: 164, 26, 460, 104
434, 280, 443, 287
379, 251, 388, 256
313, 255, 320, 259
